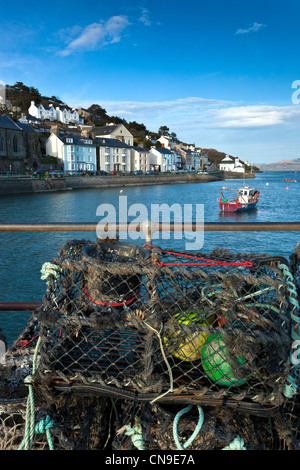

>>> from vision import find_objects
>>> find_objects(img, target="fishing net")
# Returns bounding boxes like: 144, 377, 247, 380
1, 237, 300, 450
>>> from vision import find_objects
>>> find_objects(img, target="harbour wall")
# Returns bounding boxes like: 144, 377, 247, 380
0, 171, 255, 196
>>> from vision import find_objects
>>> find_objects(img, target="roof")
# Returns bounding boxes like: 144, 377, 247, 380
17, 123, 37, 134
95, 137, 131, 149
221, 155, 234, 162
93, 125, 120, 136
26, 114, 41, 123
152, 147, 172, 154
59, 134, 96, 147
131, 146, 149, 153
0, 115, 22, 131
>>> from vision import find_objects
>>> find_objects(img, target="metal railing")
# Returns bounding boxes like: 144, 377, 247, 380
1, 221, 300, 311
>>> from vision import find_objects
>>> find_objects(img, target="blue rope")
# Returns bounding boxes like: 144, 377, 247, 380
34, 416, 55, 450
18, 337, 55, 450
117, 418, 146, 450
173, 405, 204, 450
222, 436, 247, 450
278, 263, 300, 398
173, 405, 247, 450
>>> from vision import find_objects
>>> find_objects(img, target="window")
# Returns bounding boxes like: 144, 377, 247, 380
0, 136, 3, 152
66, 138, 73, 143
13, 136, 18, 153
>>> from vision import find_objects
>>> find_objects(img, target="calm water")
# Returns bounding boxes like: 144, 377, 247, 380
1, 171, 300, 344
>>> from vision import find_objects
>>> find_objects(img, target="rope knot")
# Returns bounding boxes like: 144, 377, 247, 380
35, 415, 55, 434
24, 375, 34, 386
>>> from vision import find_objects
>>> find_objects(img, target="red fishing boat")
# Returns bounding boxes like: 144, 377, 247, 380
219, 185, 260, 212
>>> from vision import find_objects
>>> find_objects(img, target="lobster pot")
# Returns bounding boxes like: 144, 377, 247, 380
38, 313, 162, 392
36, 240, 297, 411
147, 248, 295, 408
37, 239, 164, 393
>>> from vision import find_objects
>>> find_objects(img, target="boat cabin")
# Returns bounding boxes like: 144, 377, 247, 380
238, 186, 256, 203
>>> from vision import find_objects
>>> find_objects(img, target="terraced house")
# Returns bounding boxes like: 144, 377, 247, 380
95, 138, 131, 173
46, 133, 97, 172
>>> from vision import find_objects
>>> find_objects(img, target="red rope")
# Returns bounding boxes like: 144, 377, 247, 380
18, 333, 40, 353
83, 286, 139, 307
144, 244, 253, 268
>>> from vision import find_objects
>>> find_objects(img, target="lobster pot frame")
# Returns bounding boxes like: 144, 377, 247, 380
36, 239, 296, 411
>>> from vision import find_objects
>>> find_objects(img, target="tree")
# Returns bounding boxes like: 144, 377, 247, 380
158, 125, 169, 136
87, 104, 109, 124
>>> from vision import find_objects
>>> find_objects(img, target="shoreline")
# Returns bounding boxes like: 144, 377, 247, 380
0, 171, 255, 196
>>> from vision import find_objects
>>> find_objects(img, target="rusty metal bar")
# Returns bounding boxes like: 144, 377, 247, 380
0, 222, 300, 231
0, 302, 42, 311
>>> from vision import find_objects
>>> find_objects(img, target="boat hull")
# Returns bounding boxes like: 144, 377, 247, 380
219, 200, 258, 212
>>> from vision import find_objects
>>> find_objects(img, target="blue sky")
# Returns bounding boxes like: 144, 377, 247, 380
1, 0, 300, 163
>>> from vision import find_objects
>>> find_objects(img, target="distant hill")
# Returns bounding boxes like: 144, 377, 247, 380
256, 158, 300, 171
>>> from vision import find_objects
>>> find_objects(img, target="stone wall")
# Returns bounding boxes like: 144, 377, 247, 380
0, 171, 254, 196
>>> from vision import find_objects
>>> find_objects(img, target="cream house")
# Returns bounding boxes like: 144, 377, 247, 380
91, 123, 133, 146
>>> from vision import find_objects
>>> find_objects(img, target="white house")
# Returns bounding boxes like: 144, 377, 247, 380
92, 123, 133, 146
130, 146, 150, 172
46, 133, 97, 172
95, 138, 131, 173
219, 155, 245, 173
149, 147, 177, 172
156, 134, 178, 150
28, 101, 84, 125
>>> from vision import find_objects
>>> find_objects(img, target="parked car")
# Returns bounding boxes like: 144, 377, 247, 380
33, 169, 47, 177
134, 170, 144, 175
49, 170, 64, 177
96, 170, 108, 176
110, 171, 120, 176
146, 170, 157, 175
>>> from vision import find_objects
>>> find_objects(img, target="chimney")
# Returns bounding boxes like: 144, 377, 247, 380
51, 124, 60, 136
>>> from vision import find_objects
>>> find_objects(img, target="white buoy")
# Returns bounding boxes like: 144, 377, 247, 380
266, 183, 269, 186
120, 189, 123, 193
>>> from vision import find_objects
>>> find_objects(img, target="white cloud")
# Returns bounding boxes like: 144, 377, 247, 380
58, 15, 131, 56
205, 105, 300, 128
74, 96, 234, 117
138, 8, 151, 26
235, 22, 266, 35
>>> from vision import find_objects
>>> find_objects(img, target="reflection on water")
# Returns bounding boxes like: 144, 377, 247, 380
218, 208, 258, 222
